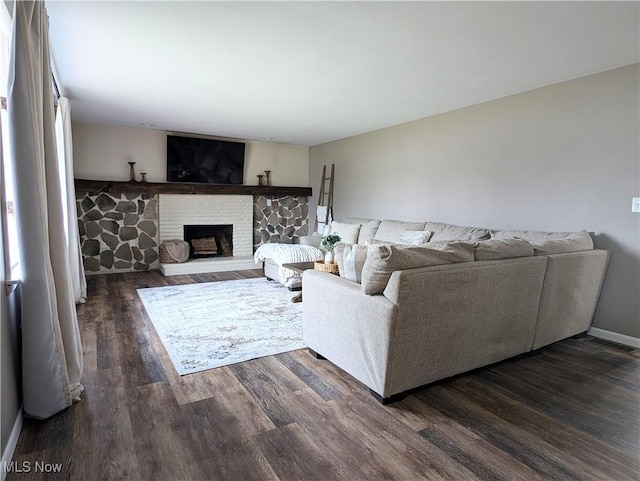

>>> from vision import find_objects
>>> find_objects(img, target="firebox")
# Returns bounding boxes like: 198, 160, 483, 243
183, 224, 233, 259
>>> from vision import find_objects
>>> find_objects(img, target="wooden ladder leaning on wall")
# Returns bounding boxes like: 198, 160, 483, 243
314, 163, 335, 235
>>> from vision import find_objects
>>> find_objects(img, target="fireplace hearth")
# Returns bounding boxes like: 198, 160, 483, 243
184, 224, 233, 259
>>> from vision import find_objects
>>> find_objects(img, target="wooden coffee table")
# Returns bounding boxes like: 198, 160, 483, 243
282, 261, 316, 303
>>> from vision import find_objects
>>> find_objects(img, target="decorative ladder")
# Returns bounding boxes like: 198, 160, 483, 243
315, 163, 335, 235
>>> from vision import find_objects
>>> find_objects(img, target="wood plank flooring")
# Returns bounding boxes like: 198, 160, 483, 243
7, 270, 640, 481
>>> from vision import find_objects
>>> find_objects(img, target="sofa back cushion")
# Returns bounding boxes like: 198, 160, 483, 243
474, 238, 534, 261
361, 242, 474, 295
491, 229, 594, 255
334, 242, 368, 283
374, 220, 427, 243
530, 231, 594, 255
425, 221, 490, 242
343, 218, 382, 244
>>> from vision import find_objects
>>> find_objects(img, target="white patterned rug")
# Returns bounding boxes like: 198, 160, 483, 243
137, 278, 304, 375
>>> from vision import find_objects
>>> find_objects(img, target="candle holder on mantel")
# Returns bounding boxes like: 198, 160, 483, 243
127, 161, 136, 182
257, 174, 264, 186
139, 172, 147, 183
264, 170, 272, 186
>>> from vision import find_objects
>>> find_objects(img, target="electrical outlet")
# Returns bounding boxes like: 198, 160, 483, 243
632, 197, 640, 213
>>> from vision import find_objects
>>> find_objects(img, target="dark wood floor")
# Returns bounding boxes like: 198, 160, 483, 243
8, 270, 640, 481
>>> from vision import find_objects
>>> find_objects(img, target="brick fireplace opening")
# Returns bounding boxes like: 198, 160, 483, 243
184, 224, 233, 259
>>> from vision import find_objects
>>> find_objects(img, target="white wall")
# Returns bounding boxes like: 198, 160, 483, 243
72, 122, 309, 186
310, 65, 640, 339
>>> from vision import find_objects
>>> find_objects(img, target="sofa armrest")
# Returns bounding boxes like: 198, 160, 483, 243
302, 270, 397, 395
533, 249, 610, 349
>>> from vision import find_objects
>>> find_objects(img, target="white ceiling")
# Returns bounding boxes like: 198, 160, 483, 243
46, 1, 639, 147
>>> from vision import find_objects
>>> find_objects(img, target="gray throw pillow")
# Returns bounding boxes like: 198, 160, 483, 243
361, 242, 474, 295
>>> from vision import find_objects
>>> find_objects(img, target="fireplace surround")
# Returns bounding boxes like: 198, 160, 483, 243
75, 180, 312, 274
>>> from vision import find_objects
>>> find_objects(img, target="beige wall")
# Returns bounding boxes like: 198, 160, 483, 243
310, 64, 640, 339
72, 123, 310, 186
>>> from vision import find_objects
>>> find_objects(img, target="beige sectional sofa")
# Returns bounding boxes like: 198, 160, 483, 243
302, 219, 610, 404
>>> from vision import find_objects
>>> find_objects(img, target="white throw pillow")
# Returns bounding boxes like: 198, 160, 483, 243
335, 242, 368, 283
399, 230, 432, 246
329, 221, 361, 245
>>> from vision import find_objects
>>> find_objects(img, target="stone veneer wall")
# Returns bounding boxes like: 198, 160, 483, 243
77, 193, 309, 274
77, 193, 159, 273
253, 195, 308, 248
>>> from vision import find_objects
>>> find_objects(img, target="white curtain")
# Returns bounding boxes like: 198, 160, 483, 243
55, 97, 87, 303
7, 0, 83, 419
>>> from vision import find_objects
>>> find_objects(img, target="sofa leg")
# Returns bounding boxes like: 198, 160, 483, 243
308, 348, 325, 360
572, 331, 588, 339
369, 389, 408, 405
266, 277, 274, 281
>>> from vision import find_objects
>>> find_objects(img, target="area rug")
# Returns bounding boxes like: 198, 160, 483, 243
137, 278, 304, 375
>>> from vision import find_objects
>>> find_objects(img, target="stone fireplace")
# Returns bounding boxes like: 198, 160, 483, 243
184, 224, 233, 259
75, 179, 312, 275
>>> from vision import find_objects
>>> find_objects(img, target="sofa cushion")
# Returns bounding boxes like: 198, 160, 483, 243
334, 242, 368, 283
474, 238, 534, 261
425, 221, 490, 242
374, 220, 427, 243
344, 217, 373, 224
399, 230, 432, 246
490, 229, 594, 254
328, 221, 361, 245
360, 220, 382, 244
343, 218, 382, 244
529, 230, 594, 255
299, 235, 322, 247
361, 242, 475, 295
491, 228, 585, 241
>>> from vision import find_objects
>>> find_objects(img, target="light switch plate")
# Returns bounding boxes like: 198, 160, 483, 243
632, 197, 640, 213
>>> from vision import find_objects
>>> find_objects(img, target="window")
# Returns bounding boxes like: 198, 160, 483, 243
1, 3, 21, 280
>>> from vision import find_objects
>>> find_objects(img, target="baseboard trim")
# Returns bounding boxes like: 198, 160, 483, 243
588, 327, 640, 348
1, 406, 23, 481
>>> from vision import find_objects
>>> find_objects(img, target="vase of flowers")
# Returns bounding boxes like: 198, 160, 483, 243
321, 233, 341, 264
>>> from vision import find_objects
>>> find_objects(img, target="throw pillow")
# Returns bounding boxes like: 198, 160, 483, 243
357, 219, 382, 244
474, 238, 534, 261
334, 242, 368, 283
399, 230, 432, 246
329, 221, 361, 245
529, 230, 594, 255
361, 242, 474, 295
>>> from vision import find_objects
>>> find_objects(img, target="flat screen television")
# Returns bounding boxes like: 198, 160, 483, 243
166, 135, 245, 184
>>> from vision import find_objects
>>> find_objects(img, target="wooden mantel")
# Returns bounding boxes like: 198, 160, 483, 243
75, 179, 312, 197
